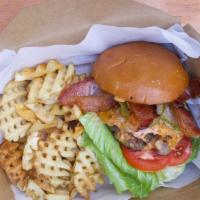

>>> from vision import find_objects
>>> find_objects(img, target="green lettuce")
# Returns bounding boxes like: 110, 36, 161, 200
190, 138, 200, 161
79, 112, 189, 198
83, 133, 141, 195
119, 102, 129, 118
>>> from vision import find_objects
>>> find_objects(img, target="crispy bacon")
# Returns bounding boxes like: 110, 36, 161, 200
59, 78, 116, 112
172, 103, 200, 138
126, 114, 140, 131
129, 103, 157, 128
176, 78, 200, 103
176, 88, 191, 103
190, 78, 200, 98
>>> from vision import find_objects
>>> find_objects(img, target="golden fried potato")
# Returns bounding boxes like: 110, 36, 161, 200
0, 141, 29, 190
73, 149, 104, 199
32, 174, 55, 194
38, 64, 75, 105
16, 104, 37, 123
15, 64, 47, 81
34, 137, 72, 177
26, 179, 45, 200
51, 104, 82, 123
49, 129, 79, 161
45, 194, 70, 200
27, 78, 43, 103
29, 120, 57, 133
22, 131, 40, 170
0, 60, 103, 200
15, 60, 62, 82
0, 81, 31, 141
48, 176, 70, 189
26, 103, 55, 123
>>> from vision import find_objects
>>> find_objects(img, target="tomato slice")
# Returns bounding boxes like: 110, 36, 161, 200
169, 137, 192, 166
121, 146, 170, 172
121, 137, 192, 172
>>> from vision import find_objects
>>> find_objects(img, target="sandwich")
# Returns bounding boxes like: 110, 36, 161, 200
59, 42, 200, 198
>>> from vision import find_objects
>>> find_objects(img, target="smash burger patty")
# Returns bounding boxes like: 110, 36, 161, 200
59, 42, 200, 197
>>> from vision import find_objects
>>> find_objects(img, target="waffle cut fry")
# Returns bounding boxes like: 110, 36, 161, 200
35, 142, 72, 177
32, 173, 55, 194
26, 179, 45, 200
71, 73, 88, 84
27, 78, 43, 104
45, 187, 76, 200
45, 193, 70, 200
73, 148, 104, 200
15, 60, 62, 81
51, 104, 82, 119
16, 104, 37, 123
29, 120, 58, 133
26, 179, 74, 200
22, 131, 40, 171
24, 61, 75, 105
0, 81, 31, 141
26, 103, 55, 123
37, 64, 75, 105
34, 129, 74, 178
50, 104, 82, 126
0, 141, 29, 190
49, 129, 79, 162
62, 121, 84, 140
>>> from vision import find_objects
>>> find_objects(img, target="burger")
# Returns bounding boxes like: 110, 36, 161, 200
59, 42, 200, 198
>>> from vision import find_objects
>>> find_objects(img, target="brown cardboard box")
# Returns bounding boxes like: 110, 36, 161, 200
0, 0, 200, 199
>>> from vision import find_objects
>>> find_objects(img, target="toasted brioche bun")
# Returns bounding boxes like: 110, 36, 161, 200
92, 42, 189, 104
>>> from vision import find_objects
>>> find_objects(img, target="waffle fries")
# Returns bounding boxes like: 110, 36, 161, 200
32, 174, 55, 194
35, 139, 72, 176
26, 103, 55, 123
49, 129, 79, 161
26, 179, 45, 200
16, 104, 37, 123
0, 60, 103, 200
0, 81, 31, 141
15, 60, 62, 81
27, 78, 43, 103
73, 149, 104, 200
38, 64, 75, 104
22, 131, 40, 170
0, 141, 29, 190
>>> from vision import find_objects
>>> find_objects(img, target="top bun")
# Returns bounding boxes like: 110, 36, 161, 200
92, 42, 189, 104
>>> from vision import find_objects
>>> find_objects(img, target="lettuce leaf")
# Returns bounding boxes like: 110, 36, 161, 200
190, 138, 200, 161
79, 112, 188, 198
119, 102, 129, 118
83, 133, 141, 195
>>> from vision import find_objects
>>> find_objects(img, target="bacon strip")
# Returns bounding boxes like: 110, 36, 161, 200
176, 88, 191, 103
172, 103, 200, 138
190, 78, 200, 98
129, 103, 157, 128
176, 78, 200, 103
59, 78, 116, 112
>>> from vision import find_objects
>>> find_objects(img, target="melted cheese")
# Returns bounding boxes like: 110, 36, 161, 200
152, 121, 183, 149
99, 109, 183, 151
132, 120, 183, 150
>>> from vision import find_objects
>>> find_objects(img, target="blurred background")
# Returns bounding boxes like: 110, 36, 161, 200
0, 0, 199, 32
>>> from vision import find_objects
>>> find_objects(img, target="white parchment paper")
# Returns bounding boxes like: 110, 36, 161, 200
0, 24, 200, 199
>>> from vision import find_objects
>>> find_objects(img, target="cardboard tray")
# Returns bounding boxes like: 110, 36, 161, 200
0, 0, 200, 199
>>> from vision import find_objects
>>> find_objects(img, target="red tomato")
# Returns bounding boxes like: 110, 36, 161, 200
169, 137, 192, 166
121, 138, 192, 172
121, 146, 170, 172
